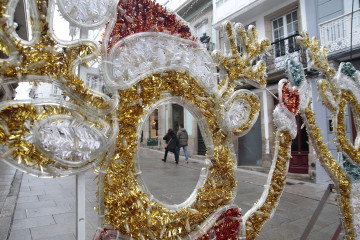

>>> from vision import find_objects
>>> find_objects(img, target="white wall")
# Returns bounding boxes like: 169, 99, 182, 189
213, 0, 256, 25
344, 0, 359, 14
156, 0, 189, 11
213, 0, 298, 41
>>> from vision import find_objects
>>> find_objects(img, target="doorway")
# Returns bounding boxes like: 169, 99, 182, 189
290, 115, 309, 173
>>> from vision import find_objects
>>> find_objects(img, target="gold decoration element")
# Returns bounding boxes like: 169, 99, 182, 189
337, 91, 360, 163
224, 90, 260, 136
0, 102, 112, 175
296, 31, 359, 239
0, 0, 117, 175
296, 31, 338, 98
317, 79, 338, 112
103, 71, 237, 239
0, 0, 109, 111
0, 104, 55, 167
212, 21, 270, 89
245, 130, 292, 239
0, 0, 296, 238
303, 104, 353, 239
296, 32, 336, 80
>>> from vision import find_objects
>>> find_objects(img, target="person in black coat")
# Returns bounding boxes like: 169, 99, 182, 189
162, 128, 179, 164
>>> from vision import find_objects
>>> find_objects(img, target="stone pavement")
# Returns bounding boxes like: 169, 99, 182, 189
0, 161, 23, 240
0, 148, 342, 240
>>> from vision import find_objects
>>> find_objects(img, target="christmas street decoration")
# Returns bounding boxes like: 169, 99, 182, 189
283, 32, 360, 240
0, 0, 358, 239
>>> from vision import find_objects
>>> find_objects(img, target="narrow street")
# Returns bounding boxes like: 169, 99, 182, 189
2, 147, 341, 239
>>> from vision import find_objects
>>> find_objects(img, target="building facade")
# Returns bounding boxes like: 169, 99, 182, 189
211, 0, 313, 176
141, 0, 214, 157
212, 0, 360, 183
309, 0, 360, 183
143, 0, 360, 183
0, 0, 28, 101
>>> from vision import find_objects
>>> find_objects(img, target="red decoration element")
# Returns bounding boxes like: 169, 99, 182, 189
196, 208, 242, 240
282, 81, 300, 115
92, 227, 119, 240
104, 0, 195, 50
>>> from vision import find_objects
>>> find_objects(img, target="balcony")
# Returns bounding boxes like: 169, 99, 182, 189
264, 34, 307, 78
319, 9, 360, 55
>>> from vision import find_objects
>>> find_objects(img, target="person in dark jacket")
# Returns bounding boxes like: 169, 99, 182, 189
177, 124, 189, 163
162, 128, 179, 164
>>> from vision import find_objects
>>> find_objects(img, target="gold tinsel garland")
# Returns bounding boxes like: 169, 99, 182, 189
245, 130, 292, 239
0, 105, 66, 168
337, 91, 360, 163
304, 104, 353, 239
0, 0, 110, 111
103, 71, 246, 239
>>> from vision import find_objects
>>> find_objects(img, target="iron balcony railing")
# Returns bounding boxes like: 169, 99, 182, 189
319, 8, 360, 54
264, 33, 307, 74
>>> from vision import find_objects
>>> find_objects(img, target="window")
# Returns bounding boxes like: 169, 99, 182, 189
52, 85, 62, 96
272, 10, 299, 57
86, 74, 101, 91
237, 23, 254, 53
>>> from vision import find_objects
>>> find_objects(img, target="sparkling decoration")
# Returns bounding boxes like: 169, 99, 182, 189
98, 1, 293, 238
57, 0, 119, 29
280, 80, 300, 115
337, 62, 360, 105
284, 59, 311, 111
272, 79, 299, 138
296, 32, 336, 81
340, 152, 360, 181
317, 79, 338, 112
211, 21, 270, 89
273, 105, 297, 139
285, 31, 360, 239
32, 116, 105, 165
285, 59, 304, 87
195, 206, 242, 240
243, 131, 293, 239
3, 0, 357, 239
103, 0, 194, 50
102, 32, 217, 92
341, 62, 359, 83
0, 0, 117, 176
303, 104, 353, 239
223, 90, 260, 136
99, 71, 238, 239
337, 91, 360, 164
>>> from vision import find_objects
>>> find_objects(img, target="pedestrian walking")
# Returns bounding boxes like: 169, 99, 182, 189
177, 124, 189, 163
162, 128, 179, 164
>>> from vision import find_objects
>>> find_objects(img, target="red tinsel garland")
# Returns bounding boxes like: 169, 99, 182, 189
104, 0, 195, 50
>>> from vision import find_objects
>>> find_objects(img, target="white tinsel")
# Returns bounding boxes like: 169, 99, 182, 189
351, 181, 360, 239
103, 33, 217, 93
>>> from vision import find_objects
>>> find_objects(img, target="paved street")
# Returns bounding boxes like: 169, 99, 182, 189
1, 147, 341, 239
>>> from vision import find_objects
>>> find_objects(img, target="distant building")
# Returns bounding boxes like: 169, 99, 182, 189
212, 0, 311, 176
0, 0, 29, 101
30, 66, 106, 101
306, 0, 360, 184
212, 0, 360, 184
142, 0, 213, 157
158, 0, 360, 183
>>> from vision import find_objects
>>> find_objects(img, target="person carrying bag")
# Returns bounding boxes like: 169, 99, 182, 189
162, 128, 179, 164
164, 137, 172, 149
